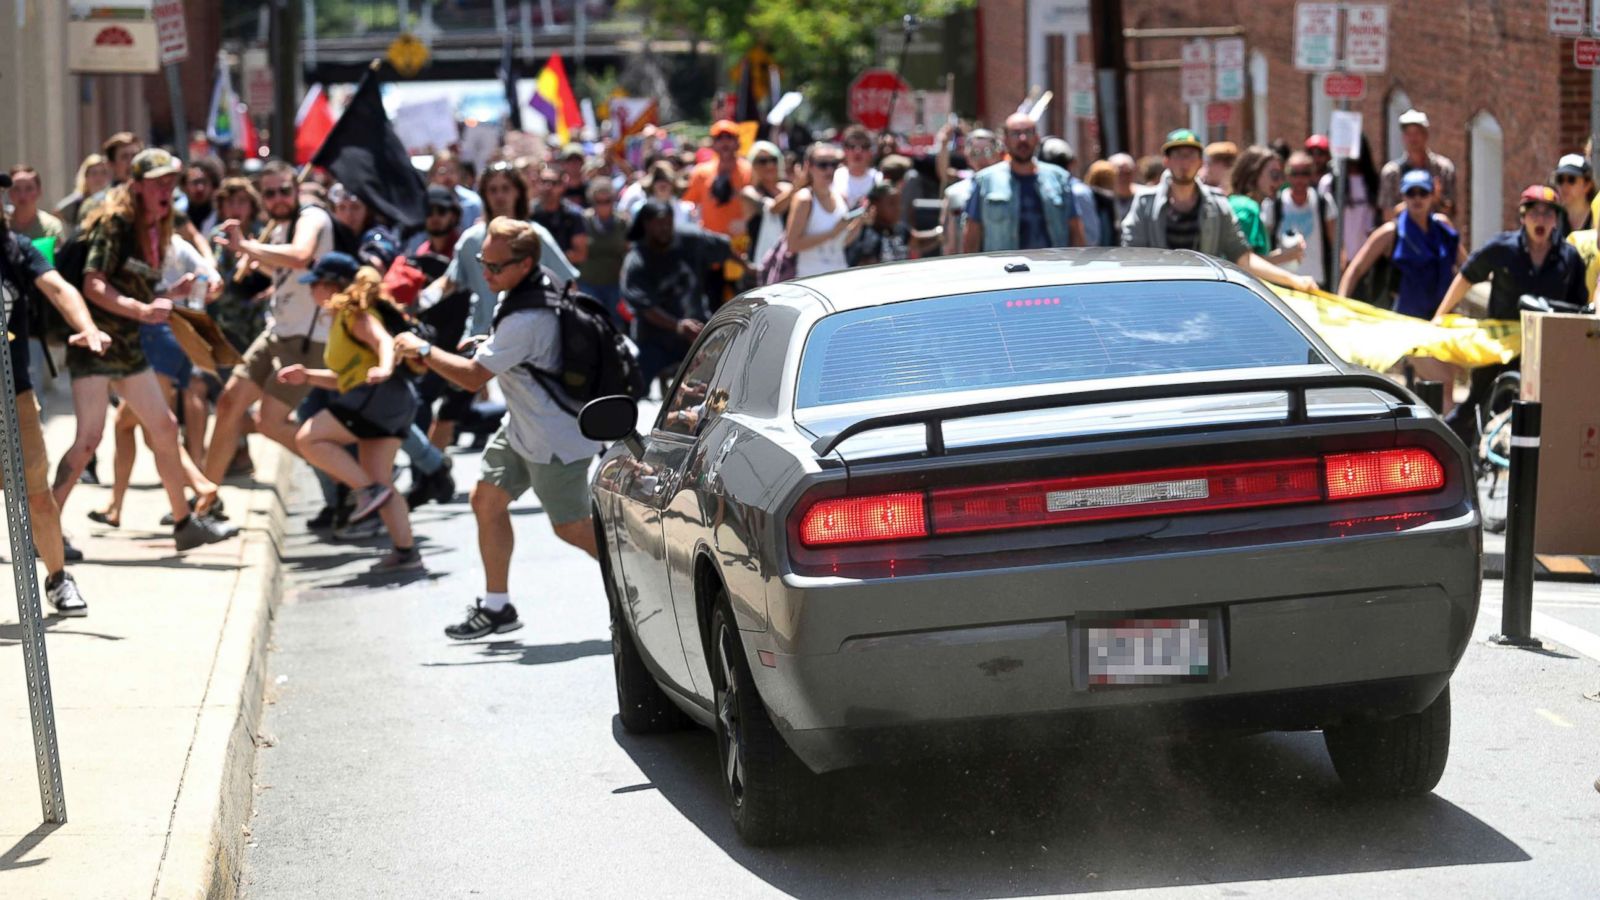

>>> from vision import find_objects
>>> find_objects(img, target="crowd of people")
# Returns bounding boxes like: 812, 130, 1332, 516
1, 102, 1593, 633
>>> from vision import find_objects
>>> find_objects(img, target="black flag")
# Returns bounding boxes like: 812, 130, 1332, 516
310, 65, 428, 229
500, 36, 524, 132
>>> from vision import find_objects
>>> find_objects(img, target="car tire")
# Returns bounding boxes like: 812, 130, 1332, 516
711, 597, 808, 846
1323, 683, 1451, 797
603, 553, 689, 734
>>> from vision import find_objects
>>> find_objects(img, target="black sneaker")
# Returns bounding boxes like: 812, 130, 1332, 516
174, 514, 233, 551
45, 572, 87, 617
307, 506, 337, 529
429, 457, 456, 505
370, 546, 425, 573
62, 537, 84, 563
444, 601, 523, 641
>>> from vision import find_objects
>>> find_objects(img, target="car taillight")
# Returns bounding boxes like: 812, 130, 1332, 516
798, 449, 1445, 546
930, 459, 1323, 534
799, 492, 928, 546
1324, 448, 1444, 499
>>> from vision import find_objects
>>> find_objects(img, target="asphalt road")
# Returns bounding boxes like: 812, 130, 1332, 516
242, 445, 1600, 899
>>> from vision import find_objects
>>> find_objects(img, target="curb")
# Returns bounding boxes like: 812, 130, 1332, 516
1483, 551, 1600, 583
150, 442, 295, 900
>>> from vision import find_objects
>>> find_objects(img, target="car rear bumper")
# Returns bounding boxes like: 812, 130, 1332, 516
747, 521, 1479, 773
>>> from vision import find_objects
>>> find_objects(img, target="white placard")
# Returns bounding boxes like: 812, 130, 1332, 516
393, 95, 460, 152
1181, 40, 1212, 104
68, 20, 160, 74
1550, 0, 1585, 34
1214, 37, 1246, 102
1329, 109, 1364, 160
1295, 3, 1340, 71
1344, 5, 1390, 73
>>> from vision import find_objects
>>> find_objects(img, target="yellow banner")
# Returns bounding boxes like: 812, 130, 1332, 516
1270, 287, 1520, 371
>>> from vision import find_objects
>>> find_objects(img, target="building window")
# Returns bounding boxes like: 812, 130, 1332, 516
1386, 88, 1413, 163
1250, 51, 1269, 144
1469, 111, 1504, 251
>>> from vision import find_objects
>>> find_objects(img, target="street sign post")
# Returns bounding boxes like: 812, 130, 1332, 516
1576, 37, 1600, 70
1343, 5, 1389, 72
1068, 62, 1097, 119
1214, 37, 1246, 102
1321, 72, 1367, 100
153, 1, 189, 159
1180, 40, 1212, 105
1294, 3, 1340, 71
1549, 0, 1586, 34
848, 68, 910, 132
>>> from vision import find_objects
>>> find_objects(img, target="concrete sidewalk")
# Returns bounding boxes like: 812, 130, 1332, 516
0, 382, 293, 898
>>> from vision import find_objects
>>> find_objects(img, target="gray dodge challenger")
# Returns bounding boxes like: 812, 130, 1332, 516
580, 248, 1481, 846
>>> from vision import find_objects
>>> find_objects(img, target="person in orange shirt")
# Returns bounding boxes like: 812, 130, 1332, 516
683, 120, 753, 297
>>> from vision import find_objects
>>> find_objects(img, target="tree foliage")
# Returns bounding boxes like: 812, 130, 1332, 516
623, 0, 974, 122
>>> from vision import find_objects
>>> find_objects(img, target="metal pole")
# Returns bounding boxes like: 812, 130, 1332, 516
1331, 96, 1349, 293
304, 0, 317, 70
885, 14, 919, 138
1591, 67, 1600, 172
165, 64, 189, 160
1491, 400, 1543, 648
0, 292, 67, 823
270, 0, 300, 163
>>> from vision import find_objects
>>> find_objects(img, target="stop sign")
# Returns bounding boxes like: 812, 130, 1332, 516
848, 69, 910, 132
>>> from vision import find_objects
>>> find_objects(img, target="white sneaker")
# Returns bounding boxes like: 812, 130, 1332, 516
46, 572, 88, 617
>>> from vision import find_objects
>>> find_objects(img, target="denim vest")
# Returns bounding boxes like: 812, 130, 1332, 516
971, 162, 1076, 251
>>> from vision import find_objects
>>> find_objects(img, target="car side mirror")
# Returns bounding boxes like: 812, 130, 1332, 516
580, 395, 645, 457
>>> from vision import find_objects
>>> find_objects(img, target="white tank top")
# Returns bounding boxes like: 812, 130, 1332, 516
795, 190, 848, 278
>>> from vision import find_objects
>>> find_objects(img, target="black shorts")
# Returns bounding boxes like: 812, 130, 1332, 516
327, 378, 420, 440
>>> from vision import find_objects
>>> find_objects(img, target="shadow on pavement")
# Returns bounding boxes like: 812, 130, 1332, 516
0, 619, 125, 645
0, 823, 60, 872
422, 638, 611, 667
615, 719, 1529, 897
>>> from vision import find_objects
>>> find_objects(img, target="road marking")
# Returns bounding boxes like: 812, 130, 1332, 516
1536, 708, 1574, 728
1533, 611, 1600, 663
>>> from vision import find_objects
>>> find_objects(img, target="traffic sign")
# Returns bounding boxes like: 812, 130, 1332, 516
1344, 5, 1389, 73
1576, 37, 1600, 70
848, 69, 910, 132
1550, 0, 1586, 34
152, 0, 188, 66
1205, 102, 1233, 128
1180, 41, 1212, 104
387, 33, 430, 78
1294, 3, 1339, 72
1321, 72, 1367, 100
1214, 37, 1246, 102
1068, 63, 1096, 118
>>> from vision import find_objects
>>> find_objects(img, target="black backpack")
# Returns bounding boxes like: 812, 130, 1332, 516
495, 274, 646, 415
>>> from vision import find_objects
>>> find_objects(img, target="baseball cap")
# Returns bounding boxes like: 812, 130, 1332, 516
1519, 184, 1560, 210
1398, 109, 1430, 129
299, 251, 360, 284
425, 184, 460, 210
130, 148, 183, 181
358, 229, 400, 271
1204, 141, 1238, 160
1162, 129, 1204, 154
709, 119, 741, 139
1554, 153, 1592, 178
1305, 134, 1331, 151
1400, 170, 1434, 195
626, 199, 675, 242
559, 142, 586, 161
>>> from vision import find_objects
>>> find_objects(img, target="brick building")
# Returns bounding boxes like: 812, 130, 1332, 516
973, 0, 1590, 249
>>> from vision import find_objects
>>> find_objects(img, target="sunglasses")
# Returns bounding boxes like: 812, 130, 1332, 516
844, 142, 872, 151
475, 253, 527, 275
753, 156, 778, 165
1556, 174, 1584, 185
262, 186, 295, 198
1404, 189, 1432, 198
428, 205, 455, 215
1287, 169, 1313, 177
812, 160, 840, 170
1007, 128, 1038, 138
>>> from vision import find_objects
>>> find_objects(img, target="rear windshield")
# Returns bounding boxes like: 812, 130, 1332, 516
795, 281, 1320, 408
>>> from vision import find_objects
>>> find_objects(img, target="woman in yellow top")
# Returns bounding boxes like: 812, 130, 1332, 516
276, 252, 422, 573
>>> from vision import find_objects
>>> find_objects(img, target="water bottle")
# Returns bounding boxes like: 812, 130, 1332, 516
188, 273, 208, 310
1280, 228, 1306, 273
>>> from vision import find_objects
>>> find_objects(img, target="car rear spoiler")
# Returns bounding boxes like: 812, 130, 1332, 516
810, 370, 1422, 458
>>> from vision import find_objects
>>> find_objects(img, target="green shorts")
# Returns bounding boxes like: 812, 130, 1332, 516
479, 425, 593, 525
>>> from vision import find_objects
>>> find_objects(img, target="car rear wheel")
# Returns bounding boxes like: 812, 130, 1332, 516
711, 597, 807, 846
602, 548, 688, 734
1323, 683, 1451, 796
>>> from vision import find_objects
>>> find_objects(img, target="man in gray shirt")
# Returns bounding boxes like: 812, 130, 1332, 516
396, 217, 600, 640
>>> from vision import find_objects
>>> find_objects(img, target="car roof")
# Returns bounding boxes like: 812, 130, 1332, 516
788, 248, 1233, 312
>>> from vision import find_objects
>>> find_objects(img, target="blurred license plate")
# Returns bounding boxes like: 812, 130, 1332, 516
1085, 618, 1210, 686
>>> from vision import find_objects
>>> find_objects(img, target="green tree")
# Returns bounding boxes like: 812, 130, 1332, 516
624, 0, 973, 123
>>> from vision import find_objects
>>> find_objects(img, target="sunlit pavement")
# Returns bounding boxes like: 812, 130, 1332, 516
242, 437, 1600, 899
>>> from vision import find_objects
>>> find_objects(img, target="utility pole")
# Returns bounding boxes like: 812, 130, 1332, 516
270, 0, 302, 161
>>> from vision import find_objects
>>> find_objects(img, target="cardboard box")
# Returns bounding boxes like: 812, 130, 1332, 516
1519, 312, 1600, 556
